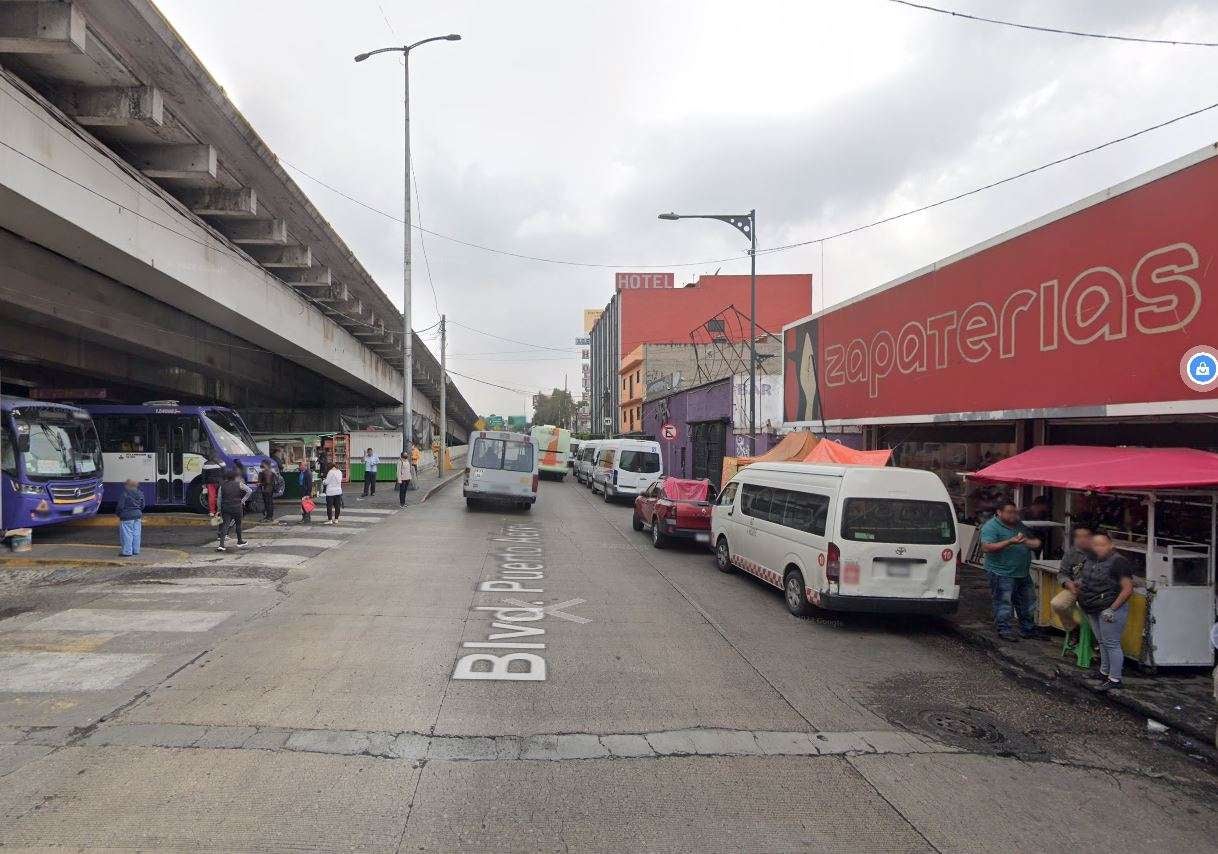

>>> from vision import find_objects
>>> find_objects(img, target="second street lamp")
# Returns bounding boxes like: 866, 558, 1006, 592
659, 209, 758, 453
355, 33, 461, 456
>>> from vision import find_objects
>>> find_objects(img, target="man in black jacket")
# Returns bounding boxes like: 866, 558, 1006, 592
217, 468, 253, 552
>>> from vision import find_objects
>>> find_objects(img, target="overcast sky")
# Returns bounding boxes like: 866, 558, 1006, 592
156, 0, 1218, 416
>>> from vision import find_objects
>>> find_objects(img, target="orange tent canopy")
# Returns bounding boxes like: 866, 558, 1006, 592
799, 438, 891, 466
720, 430, 821, 486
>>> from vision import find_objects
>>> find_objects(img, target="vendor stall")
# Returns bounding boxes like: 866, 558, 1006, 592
971, 445, 1217, 669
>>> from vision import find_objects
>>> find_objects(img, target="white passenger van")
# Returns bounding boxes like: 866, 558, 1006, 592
591, 438, 663, 502
711, 462, 959, 617
463, 430, 539, 510
574, 440, 602, 486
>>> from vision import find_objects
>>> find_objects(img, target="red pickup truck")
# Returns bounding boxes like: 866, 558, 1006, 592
632, 477, 713, 549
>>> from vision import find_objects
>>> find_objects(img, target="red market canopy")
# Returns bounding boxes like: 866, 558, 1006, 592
970, 445, 1218, 492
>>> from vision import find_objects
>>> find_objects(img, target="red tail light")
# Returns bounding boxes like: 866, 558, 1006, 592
531, 474, 539, 493
826, 542, 841, 582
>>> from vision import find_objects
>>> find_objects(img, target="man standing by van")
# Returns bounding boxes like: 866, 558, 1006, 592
980, 501, 1042, 642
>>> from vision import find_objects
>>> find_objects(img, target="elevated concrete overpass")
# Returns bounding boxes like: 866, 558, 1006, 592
0, 0, 473, 441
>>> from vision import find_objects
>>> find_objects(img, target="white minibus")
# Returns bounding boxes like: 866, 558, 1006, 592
591, 439, 663, 502
463, 430, 539, 510
711, 462, 959, 617
574, 440, 602, 487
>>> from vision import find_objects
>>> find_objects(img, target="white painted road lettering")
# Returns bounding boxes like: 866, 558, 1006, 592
452, 523, 549, 681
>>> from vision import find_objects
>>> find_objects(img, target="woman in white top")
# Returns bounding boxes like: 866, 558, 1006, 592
323, 463, 344, 524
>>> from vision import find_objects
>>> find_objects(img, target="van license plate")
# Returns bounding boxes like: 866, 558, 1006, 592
72, 505, 84, 515
694, 533, 709, 543
886, 561, 911, 577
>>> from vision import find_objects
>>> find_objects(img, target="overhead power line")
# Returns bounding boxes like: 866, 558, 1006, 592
886, 0, 1218, 47
282, 96, 1218, 271
448, 320, 577, 352
446, 369, 532, 395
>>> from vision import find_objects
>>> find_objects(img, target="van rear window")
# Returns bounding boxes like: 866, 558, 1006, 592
840, 498, 955, 545
472, 438, 533, 473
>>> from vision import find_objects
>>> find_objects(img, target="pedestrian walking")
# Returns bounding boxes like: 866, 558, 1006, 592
1050, 524, 1094, 630
257, 460, 276, 522
216, 467, 252, 552
115, 478, 144, 557
324, 462, 344, 524
1078, 532, 1135, 692
201, 453, 224, 517
979, 500, 1042, 642
396, 451, 412, 506
298, 460, 314, 523
360, 447, 379, 498
409, 442, 421, 489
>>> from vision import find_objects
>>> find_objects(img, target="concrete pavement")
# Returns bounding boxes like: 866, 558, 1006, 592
0, 478, 1215, 851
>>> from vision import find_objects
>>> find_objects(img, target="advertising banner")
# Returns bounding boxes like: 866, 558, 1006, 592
733, 372, 783, 428
785, 150, 1218, 424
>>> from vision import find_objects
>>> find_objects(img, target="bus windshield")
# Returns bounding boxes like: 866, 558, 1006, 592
11, 407, 102, 481
202, 409, 260, 457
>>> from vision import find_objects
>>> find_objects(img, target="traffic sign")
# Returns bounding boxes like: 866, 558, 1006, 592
660, 423, 678, 441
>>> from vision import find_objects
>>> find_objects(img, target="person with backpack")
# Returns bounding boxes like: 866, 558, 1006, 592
217, 467, 253, 551
115, 478, 144, 557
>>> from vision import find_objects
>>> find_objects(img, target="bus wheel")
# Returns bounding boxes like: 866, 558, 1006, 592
185, 481, 208, 515
784, 567, 813, 618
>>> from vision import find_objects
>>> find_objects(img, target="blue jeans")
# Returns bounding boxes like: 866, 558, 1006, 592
118, 518, 142, 556
987, 571, 1036, 634
1086, 604, 1130, 681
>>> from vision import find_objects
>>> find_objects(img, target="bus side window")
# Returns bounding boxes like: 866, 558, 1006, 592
98, 415, 150, 453
1, 427, 15, 476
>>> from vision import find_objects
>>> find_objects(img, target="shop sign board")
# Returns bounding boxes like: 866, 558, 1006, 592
785, 149, 1218, 424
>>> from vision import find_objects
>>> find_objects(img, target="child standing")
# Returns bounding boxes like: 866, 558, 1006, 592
116, 478, 144, 557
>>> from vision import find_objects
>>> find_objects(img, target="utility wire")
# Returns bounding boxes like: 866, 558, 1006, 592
448, 320, 577, 352
412, 159, 442, 317
446, 369, 532, 395
886, 0, 1218, 47
761, 98, 1218, 253
282, 96, 1218, 269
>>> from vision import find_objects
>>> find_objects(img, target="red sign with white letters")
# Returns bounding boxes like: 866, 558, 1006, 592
784, 151, 1218, 423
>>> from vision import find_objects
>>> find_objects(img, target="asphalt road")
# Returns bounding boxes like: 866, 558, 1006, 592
1, 477, 1216, 851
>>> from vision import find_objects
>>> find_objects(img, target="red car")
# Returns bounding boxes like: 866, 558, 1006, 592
632, 477, 713, 548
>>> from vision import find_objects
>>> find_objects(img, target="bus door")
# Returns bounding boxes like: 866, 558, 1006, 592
154, 416, 192, 504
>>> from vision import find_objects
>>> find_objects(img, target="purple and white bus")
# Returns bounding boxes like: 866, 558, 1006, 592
85, 402, 275, 513
1, 397, 104, 533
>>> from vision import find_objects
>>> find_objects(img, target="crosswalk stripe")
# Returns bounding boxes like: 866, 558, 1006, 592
29, 609, 233, 633
0, 652, 158, 692
240, 538, 345, 549
340, 508, 398, 515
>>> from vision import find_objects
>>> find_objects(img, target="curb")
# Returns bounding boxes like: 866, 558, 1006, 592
421, 470, 463, 503
946, 618, 1216, 753
64, 514, 213, 528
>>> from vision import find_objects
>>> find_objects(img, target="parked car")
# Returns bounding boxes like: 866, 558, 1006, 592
632, 477, 713, 548
574, 440, 602, 486
591, 439, 662, 502
464, 430, 539, 510
711, 462, 960, 618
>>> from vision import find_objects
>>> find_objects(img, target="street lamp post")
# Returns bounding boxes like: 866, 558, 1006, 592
659, 210, 757, 452
355, 34, 461, 456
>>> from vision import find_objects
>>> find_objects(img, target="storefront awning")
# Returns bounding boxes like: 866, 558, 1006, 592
800, 439, 891, 467
970, 445, 1218, 491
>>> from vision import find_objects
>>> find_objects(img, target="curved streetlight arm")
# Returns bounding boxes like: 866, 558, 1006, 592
658, 211, 753, 242
354, 34, 460, 62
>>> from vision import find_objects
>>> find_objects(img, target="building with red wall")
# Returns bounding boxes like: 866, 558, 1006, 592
589, 273, 812, 435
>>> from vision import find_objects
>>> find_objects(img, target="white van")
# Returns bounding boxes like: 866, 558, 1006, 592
463, 430, 539, 510
591, 439, 663, 502
711, 462, 959, 617
574, 440, 602, 486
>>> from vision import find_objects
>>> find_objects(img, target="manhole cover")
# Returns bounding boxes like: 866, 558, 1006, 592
919, 709, 1006, 744
903, 707, 1044, 757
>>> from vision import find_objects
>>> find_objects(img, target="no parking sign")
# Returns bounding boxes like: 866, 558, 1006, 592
660, 423, 678, 442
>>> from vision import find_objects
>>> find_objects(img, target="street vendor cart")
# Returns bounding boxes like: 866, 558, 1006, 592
970, 445, 1217, 668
